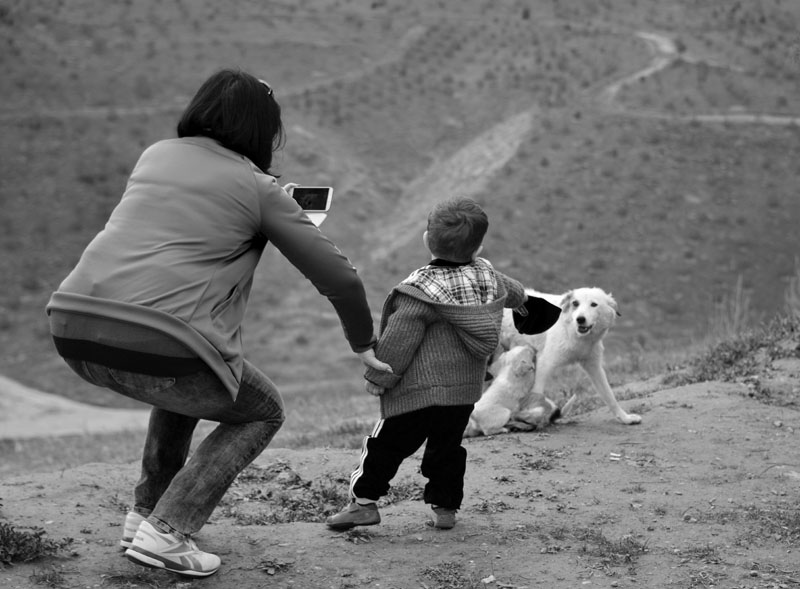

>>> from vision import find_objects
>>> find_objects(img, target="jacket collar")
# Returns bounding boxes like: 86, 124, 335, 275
428, 258, 470, 268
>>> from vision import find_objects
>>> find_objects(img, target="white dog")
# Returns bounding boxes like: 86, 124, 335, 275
501, 287, 641, 427
464, 346, 560, 437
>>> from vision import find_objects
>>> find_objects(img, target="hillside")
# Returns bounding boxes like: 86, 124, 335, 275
1, 0, 799, 407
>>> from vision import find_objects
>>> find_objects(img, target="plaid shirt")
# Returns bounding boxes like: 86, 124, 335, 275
401, 257, 498, 306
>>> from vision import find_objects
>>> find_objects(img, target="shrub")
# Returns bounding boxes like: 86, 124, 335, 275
0, 523, 73, 565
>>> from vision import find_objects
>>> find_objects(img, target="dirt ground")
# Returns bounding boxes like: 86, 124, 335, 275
1, 360, 799, 589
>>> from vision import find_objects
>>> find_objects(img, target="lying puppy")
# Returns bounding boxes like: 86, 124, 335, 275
465, 345, 559, 437
503, 287, 641, 426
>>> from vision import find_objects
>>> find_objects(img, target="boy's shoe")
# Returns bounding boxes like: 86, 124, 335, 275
325, 502, 380, 530
120, 511, 146, 549
431, 506, 457, 529
125, 520, 221, 577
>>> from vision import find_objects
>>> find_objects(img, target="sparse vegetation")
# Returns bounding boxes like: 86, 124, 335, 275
216, 460, 424, 525
219, 461, 350, 524
785, 257, 800, 320
708, 275, 752, 342
99, 569, 182, 588
684, 312, 798, 386
28, 566, 67, 588
575, 528, 649, 568
0, 523, 73, 566
420, 561, 482, 589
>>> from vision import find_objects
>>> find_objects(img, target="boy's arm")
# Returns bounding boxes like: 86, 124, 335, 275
364, 293, 431, 389
496, 271, 527, 309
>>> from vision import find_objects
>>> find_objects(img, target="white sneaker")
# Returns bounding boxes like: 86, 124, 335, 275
120, 511, 146, 549
125, 520, 221, 577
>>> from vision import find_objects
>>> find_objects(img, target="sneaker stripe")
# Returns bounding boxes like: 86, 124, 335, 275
120, 512, 145, 549
126, 546, 217, 577
128, 546, 195, 572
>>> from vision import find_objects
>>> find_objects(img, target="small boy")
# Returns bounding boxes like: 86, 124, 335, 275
325, 197, 527, 531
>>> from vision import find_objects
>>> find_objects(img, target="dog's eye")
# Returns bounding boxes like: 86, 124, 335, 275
591, 302, 598, 307
571, 301, 579, 308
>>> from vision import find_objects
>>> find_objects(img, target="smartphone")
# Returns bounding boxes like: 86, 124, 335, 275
291, 186, 333, 212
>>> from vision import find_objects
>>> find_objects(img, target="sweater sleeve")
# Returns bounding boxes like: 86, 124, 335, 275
364, 292, 432, 388
255, 175, 376, 352
496, 271, 527, 309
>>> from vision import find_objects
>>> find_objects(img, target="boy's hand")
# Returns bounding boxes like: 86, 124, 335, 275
365, 381, 385, 396
357, 349, 393, 373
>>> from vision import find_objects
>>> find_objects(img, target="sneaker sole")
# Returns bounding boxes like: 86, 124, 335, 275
426, 519, 455, 529
434, 522, 455, 529
326, 520, 380, 531
125, 547, 219, 578
326, 516, 380, 531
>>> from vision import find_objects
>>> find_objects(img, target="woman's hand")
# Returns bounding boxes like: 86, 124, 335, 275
357, 349, 392, 373
283, 182, 299, 194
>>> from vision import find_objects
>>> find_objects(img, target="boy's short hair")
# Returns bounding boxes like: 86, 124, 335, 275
426, 197, 488, 262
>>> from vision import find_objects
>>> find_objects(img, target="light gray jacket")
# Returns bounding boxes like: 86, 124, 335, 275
48, 136, 375, 398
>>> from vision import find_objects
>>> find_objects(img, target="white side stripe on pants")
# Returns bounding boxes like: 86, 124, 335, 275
349, 419, 384, 503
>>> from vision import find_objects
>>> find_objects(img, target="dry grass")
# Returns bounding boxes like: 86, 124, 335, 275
785, 257, 800, 321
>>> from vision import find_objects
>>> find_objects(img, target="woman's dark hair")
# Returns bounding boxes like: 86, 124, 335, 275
177, 69, 285, 175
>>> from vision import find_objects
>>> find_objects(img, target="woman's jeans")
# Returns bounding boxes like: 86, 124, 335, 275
65, 358, 285, 537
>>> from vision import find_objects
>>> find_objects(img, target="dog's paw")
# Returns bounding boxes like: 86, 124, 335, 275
485, 426, 510, 436
619, 413, 642, 425
506, 420, 537, 432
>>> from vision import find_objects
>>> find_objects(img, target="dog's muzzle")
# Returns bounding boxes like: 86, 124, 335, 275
576, 316, 593, 335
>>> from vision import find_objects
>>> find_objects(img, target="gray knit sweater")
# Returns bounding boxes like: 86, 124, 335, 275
365, 270, 526, 418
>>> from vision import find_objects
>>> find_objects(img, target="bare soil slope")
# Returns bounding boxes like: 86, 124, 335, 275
2, 363, 799, 589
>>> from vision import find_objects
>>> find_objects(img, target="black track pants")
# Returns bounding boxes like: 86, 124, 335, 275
349, 404, 474, 510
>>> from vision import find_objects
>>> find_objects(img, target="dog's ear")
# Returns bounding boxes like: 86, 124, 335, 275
512, 359, 534, 377
559, 291, 574, 313
606, 292, 621, 317
487, 350, 507, 377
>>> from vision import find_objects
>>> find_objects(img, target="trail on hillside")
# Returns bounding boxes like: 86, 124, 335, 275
3, 24, 795, 129
598, 30, 800, 126
364, 28, 800, 264
365, 109, 537, 262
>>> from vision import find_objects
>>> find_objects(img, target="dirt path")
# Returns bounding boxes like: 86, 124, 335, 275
599, 30, 800, 126
0, 375, 150, 439
366, 27, 800, 265
2, 370, 799, 589
365, 109, 537, 264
